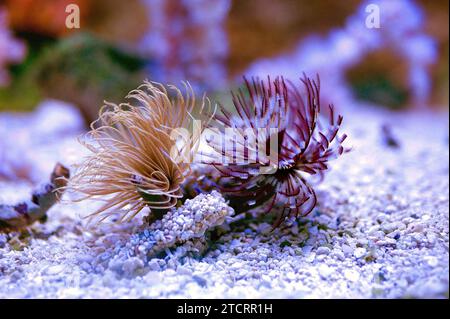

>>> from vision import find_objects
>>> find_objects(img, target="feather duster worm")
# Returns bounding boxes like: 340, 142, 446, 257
206, 74, 348, 228
68, 81, 210, 224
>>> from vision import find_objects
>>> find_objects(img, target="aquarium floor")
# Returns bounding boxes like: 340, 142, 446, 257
0, 100, 448, 298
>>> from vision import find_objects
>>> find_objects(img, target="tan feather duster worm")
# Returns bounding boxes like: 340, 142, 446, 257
68, 81, 212, 224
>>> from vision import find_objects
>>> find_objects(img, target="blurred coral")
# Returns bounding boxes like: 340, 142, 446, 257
0, 7, 26, 86
227, 0, 360, 76
27, 33, 146, 125
139, 0, 230, 90
244, 0, 438, 108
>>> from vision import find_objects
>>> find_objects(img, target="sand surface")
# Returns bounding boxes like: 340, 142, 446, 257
0, 101, 448, 298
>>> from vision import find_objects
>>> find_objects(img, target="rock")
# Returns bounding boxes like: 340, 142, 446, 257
425, 256, 439, 267
341, 244, 353, 256
316, 255, 326, 262
344, 269, 360, 282
80, 276, 93, 287
407, 222, 425, 233
318, 265, 334, 279
286, 272, 296, 281
354, 248, 366, 259
372, 287, 385, 297
382, 222, 399, 234
193, 275, 207, 287
316, 247, 331, 255
333, 250, 345, 261
0, 234, 7, 248
309, 226, 319, 235
45, 265, 65, 275
177, 266, 193, 276
373, 267, 388, 284
122, 257, 144, 276
376, 238, 397, 246
147, 259, 160, 271
368, 225, 380, 235
107, 258, 124, 273
60, 287, 83, 298
305, 253, 316, 263
385, 205, 397, 214
128, 191, 234, 258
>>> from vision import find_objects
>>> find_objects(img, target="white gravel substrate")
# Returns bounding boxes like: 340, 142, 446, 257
0, 101, 448, 298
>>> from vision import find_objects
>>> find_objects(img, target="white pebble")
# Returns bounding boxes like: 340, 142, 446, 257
344, 269, 360, 282
316, 247, 331, 255
354, 248, 366, 259
318, 265, 334, 279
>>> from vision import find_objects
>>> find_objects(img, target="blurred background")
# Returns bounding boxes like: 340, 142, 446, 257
0, 0, 448, 124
